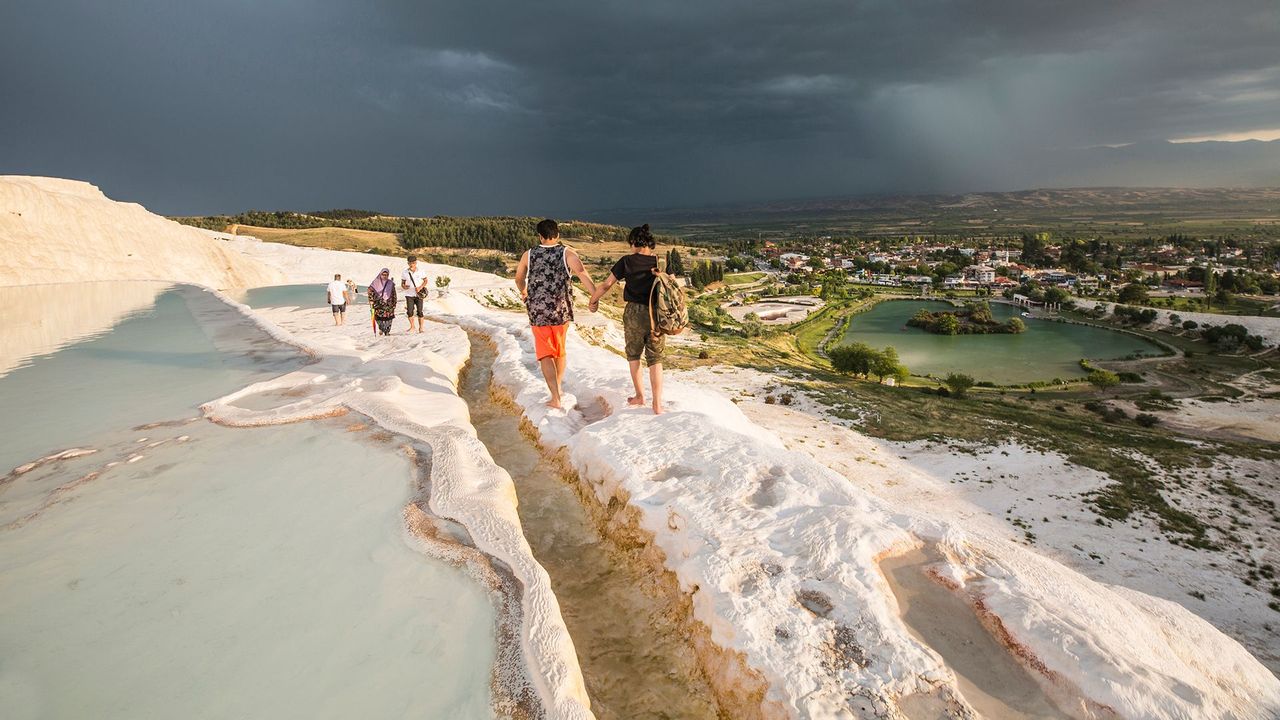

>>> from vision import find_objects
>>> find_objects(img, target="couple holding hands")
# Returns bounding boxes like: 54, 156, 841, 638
516, 219, 667, 415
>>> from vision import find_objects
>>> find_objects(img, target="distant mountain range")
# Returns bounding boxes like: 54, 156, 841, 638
595, 140, 1280, 224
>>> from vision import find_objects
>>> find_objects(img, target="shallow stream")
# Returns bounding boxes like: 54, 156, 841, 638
460, 334, 721, 720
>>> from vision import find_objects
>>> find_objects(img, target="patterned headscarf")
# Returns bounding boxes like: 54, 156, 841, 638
370, 268, 394, 300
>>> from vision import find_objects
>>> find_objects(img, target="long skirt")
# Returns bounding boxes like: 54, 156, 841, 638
375, 316, 394, 335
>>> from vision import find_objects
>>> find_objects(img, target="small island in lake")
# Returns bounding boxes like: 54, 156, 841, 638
906, 301, 1027, 335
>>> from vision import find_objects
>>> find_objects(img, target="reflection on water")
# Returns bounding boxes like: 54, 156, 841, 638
461, 335, 719, 720
0, 285, 305, 473
842, 300, 1161, 384
0, 287, 501, 720
0, 281, 169, 378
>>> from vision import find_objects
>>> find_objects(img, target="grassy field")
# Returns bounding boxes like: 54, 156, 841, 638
724, 272, 766, 286
233, 225, 402, 254
1145, 295, 1280, 318
228, 226, 709, 280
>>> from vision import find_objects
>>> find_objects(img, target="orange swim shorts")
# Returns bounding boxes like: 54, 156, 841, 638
531, 324, 568, 360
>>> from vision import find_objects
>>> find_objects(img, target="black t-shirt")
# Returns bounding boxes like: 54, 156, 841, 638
610, 254, 659, 305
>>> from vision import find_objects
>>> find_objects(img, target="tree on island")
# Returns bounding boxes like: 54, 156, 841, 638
907, 302, 1025, 335
1087, 369, 1120, 393
944, 372, 975, 398
933, 313, 961, 335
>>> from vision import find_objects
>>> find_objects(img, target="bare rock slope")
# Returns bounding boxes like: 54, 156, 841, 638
0, 176, 284, 289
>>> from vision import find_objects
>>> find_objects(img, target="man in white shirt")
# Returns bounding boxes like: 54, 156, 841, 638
400, 255, 428, 334
326, 273, 349, 326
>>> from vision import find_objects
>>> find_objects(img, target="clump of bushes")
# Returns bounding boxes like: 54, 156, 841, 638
1201, 323, 1266, 352
1084, 401, 1129, 423
1113, 305, 1159, 325
1135, 413, 1160, 427
829, 342, 909, 383
944, 372, 976, 398
907, 302, 1026, 335
1136, 390, 1176, 411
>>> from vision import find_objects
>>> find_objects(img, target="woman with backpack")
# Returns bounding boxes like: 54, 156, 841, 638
588, 224, 667, 415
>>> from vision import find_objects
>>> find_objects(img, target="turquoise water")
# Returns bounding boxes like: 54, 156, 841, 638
0, 284, 499, 719
235, 283, 366, 310
840, 300, 1161, 384
0, 285, 303, 473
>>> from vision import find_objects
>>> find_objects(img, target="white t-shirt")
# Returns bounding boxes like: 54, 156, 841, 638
326, 280, 348, 306
401, 267, 427, 298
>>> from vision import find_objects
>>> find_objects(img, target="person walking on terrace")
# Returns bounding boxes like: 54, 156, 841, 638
368, 268, 397, 336
326, 273, 349, 326
515, 218, 597, 410
588, 223, 666, 414
401, 255, 428, 334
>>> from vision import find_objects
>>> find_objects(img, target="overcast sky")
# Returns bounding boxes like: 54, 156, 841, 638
2, 0, 1278, 216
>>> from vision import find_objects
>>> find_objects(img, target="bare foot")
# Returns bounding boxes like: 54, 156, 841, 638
652, 403, 664, 415
627, 395, 646, 407
546, 399, 563, 410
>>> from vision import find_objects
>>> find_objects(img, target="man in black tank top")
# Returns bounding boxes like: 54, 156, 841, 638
514, 219, 598, 411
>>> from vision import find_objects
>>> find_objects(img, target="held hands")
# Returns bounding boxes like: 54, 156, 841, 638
588, 299, 599, 313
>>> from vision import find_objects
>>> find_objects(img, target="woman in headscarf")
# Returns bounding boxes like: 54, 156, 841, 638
368, 268, 397, 335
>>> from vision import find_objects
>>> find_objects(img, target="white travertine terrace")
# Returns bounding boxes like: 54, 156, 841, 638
5, 175, 1279, 719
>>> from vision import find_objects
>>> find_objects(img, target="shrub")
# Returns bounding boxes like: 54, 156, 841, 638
944, 373, 976, 398
1136, 413, 1159, 427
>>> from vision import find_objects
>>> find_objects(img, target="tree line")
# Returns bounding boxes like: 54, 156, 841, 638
172, 210, 674, 253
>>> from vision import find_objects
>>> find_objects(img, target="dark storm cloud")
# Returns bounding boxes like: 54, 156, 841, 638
2, 0, 1277, 215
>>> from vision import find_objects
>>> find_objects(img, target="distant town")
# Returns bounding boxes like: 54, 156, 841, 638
722, 232, 1280, 315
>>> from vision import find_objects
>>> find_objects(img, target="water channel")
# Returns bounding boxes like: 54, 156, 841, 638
460, 334, 720, 720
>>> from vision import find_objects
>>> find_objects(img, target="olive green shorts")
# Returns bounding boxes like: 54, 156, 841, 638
623, 301, 665, 366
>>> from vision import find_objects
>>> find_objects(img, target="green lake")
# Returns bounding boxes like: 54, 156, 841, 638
839, 300, 1162, 384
